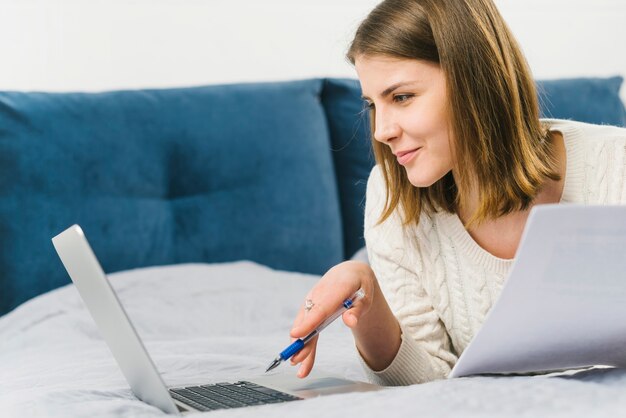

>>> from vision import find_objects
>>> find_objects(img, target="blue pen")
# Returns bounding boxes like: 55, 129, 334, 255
265, 289, 365, 373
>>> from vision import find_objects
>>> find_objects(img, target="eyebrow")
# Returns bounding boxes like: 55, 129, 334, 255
361, 81, 420, 101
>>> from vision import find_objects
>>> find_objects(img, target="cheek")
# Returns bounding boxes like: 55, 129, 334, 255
422, 104, 451, 157
404, 99, 448, 139
431, 131, 454, 170
405, 116, 451, 158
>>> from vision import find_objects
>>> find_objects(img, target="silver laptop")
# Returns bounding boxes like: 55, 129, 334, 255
52, 225, 381, 415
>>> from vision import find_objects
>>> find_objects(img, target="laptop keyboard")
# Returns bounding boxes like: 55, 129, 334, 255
169, 381, 302, 411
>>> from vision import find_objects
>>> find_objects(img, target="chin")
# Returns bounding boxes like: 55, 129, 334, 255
408, 175, 438, 188
406, 164, 452, 188
407, 176, 437, 188
406, 169, 444, 188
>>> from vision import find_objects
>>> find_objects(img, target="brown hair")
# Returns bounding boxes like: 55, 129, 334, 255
347, 0, 560, 227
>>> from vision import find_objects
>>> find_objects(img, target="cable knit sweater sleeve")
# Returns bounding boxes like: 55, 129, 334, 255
359, 165, 457, 386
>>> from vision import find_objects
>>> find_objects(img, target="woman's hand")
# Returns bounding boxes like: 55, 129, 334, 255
289, 260, 400, 378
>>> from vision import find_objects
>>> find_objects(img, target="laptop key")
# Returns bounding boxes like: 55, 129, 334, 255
239, 381, 302, 401
228, 388, 275, 401
170, 389, 224, 411
187, 386, 247, 408
219, 382, 285, 401
215, 384, 270, 404
200, 385, 263, 404
210, 385, 271, 405
172, 381, 302, 411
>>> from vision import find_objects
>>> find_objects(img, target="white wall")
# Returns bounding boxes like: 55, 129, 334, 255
497, 1, 626, 80
0, 0, 625, 101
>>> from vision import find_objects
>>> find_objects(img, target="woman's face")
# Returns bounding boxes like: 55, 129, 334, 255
355, 55, 454, 188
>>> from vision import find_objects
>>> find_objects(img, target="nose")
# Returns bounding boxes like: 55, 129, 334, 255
373, 108, 400, 143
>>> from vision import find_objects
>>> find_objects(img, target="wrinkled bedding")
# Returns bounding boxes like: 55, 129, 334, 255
1, 261, 625, 417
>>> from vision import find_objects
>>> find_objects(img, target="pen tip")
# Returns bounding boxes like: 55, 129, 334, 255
265, 358, 282, 373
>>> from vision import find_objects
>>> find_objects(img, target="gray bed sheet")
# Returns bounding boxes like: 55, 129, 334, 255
1, 261, 624, 417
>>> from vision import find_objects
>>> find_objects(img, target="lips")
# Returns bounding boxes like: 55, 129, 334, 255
395, 148, 420, 165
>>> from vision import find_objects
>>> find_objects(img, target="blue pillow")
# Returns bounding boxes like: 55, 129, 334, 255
0, 80, 343, 315
322, 79, 374, 259
537, 76, 625, 126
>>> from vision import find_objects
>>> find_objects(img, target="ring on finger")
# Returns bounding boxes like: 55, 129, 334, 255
304, 299, 314, 312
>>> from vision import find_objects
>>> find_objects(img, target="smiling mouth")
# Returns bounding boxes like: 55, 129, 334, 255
396, 148, 420, 165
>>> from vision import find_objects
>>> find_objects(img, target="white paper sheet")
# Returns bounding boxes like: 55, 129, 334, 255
450, 205, 626, 378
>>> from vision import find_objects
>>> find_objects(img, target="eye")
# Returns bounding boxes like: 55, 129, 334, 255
393, 94, 414, 104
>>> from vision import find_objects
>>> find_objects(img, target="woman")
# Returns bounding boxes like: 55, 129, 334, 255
289, 0, 626, 385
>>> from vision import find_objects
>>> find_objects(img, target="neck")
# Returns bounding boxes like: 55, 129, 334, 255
453, 130, 567, 227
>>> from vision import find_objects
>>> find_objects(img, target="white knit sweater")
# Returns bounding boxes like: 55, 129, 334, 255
360, 119, 626, 386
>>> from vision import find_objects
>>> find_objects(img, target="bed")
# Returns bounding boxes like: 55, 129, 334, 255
2, 261, 625, 417
2, 73, 626, 417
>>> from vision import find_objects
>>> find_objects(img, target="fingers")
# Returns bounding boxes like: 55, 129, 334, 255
297, 343, 317, 378
290, 335, 318, 365
342, 310, 359, 328
341, 289, 372, 328
291, 305, 306, 335
288, 335, 318, 379
290, 304, 331, 339
287, 261, 376, 378
290, 267, 371, 338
